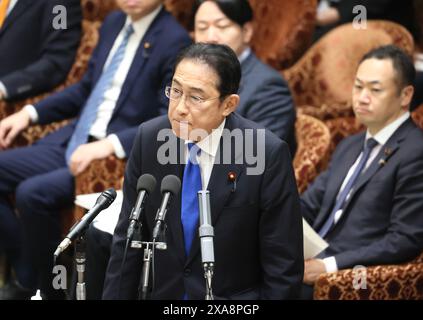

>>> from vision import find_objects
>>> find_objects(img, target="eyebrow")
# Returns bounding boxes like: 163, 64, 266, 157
355, 78, 382, 85
196, 17, 230, 24
172, 79, 207, 95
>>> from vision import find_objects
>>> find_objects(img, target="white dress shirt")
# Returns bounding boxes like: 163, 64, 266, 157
0, 0, 19, 98
24, 5, 162, 158
185, 119, 226, 190
323, 111, 411, 272
238, 47, 252, 64
93, 118, 227, 234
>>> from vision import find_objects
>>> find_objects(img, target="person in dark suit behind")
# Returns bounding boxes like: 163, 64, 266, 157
192, 0, 296, 156
103, 43, 304, 300
300, 45, 423, 299
0, 0, 82, 101
0, 0, 191, 299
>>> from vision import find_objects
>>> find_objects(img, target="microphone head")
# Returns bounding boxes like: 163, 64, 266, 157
161, 175, 181, 196
96, 188, 117, 208
137, 174, 157, 194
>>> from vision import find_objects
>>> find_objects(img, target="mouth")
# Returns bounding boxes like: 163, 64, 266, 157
173, 119, 192, 126
354, 107, 371, 114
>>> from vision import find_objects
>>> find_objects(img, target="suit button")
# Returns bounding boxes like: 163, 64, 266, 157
184, 268, 191, 277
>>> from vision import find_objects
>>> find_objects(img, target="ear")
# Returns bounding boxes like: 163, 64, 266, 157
242, 22, 253, 44
221, 94, 240, 116
400, 85, 414, 109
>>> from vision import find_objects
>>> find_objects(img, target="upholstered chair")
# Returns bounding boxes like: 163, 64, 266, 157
293, 114, 331, 194
283, 20, 414, 119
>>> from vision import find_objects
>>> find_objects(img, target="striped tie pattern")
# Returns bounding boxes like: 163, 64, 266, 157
318, 138, 378, 238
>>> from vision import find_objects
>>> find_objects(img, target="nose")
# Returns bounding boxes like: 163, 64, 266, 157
174, 94, 189, 116
358, 88, 371, 104
205, 27, 219, 43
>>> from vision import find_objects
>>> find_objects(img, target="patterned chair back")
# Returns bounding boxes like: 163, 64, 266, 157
411, 103, 423, 130
293, 114, 331, 194
283, 20, 415, 118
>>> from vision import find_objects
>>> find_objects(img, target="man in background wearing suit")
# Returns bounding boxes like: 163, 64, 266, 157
0, 0, 191, 299
103, 43, 303, 300
0, 0, 82, 101
193, 0, 297, 156
300, 45, 423, 299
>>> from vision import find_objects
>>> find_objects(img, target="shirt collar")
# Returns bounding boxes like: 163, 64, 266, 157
365, 111, 410, 146
238, 47, 252, 64
125, 4, 162, 37
185, 118, 226, 158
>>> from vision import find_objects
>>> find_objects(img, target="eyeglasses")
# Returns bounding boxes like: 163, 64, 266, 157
165, 86, 220, 107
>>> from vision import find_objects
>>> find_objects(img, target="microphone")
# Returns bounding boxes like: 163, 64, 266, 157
152, 175, 181, 242
54, 188, 117, 258
198, 190, 215, 300
127, 174, 157, 241
198, 190, 215, 266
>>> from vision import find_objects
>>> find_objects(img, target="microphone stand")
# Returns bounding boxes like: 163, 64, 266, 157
204, 263, 214, 300
74, 234, 87, 300
131, 220, 167, 300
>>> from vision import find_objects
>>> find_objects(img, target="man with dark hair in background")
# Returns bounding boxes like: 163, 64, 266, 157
300, 45, 423, 299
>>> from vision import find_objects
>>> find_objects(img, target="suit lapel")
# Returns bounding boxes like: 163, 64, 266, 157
112, 8, 167, 116
239, 52, 256, 94
185, 114, 245, 266
313, 135, 364, 229
156, 131, 185, 265
0, 0, 31, 36
342, 119, 414, 211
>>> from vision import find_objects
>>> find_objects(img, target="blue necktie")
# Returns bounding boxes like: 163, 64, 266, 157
65, 24, 134, 164
181, 143, 202, 257
318, 138, 378, 238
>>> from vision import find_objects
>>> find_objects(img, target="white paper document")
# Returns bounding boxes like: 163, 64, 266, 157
74, 190, 123, 235
302, 218, 329, 259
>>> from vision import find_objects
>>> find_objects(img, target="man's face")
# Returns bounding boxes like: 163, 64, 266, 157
194, 1, 252, 56
352, 58, 413, 135
116, 0, 162, 21
168, 59, 238, 141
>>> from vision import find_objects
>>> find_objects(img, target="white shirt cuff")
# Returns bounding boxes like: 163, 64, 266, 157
107, 134, 126, 159
23, 104, 39, 123
323, 256, 338, 273
0, 81, 8, 98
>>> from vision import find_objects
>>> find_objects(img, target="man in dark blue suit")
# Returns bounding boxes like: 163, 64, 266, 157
300, 45, 423, 299
0, 0, 191, 299
103, 43, 303, 300
84, 1, 297, 300
0, 0, 82, 101
193, 0, 296, 156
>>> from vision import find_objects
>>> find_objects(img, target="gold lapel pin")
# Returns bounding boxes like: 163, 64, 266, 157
384, 147, 392, 156
378, 159, 386, 166
143, 42, 151, 57
228, 171, 237, 193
